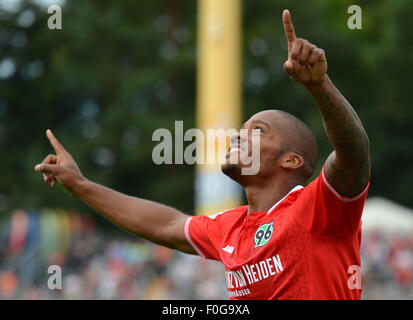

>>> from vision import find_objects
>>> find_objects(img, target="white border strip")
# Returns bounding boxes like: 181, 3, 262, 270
267, 185, 304, 215
184, 216, 206, 258
322, 166, 370, 202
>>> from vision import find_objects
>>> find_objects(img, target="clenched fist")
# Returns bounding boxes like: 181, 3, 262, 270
282, 10, 327, 84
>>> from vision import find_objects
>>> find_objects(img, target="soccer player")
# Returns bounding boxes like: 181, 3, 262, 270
35, 10, 370, 299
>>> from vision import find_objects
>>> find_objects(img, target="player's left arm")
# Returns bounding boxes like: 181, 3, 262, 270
282, 10, 370, 197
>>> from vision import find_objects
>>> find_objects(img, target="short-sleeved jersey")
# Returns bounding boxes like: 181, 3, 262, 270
184, 164, 370, 300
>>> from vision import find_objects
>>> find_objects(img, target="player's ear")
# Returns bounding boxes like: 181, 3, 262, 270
279, 152, 304, 170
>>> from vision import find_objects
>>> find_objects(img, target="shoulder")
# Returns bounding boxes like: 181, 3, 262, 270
186, 205, 247, 237
299, 165, 369, 205
205, 205, 248, 221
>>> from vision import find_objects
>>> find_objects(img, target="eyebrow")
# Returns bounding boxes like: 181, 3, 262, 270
241, 119, 271, 129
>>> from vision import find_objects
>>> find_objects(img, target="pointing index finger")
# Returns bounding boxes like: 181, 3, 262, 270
46, 129, 66, 154
282, 9, 296, 53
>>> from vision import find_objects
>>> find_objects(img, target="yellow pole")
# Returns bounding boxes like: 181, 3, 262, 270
195, 0, 242, 215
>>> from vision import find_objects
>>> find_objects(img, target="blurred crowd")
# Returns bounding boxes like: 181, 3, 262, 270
0, 209, 228, 299
361, 232, 413, 299
0, 209, 412, 299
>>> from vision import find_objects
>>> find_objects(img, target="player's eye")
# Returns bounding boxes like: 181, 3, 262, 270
253, 126, 264, 133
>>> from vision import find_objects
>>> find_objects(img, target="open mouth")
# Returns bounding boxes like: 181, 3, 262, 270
229, 144, 241, 153
227, 140, 248, 155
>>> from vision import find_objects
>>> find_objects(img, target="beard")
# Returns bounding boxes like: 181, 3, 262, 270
221, 162, 245, 186
221, 147, 285, 187
221, 161, 240, 177
221, 156, 252, 188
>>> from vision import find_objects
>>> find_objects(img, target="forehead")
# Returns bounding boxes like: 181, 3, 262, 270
243, 110, 286, 128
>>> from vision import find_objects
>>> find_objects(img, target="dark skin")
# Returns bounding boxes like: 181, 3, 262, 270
34, 10, 370, 256
281, 9, 370, 197
222, 110, 312, 212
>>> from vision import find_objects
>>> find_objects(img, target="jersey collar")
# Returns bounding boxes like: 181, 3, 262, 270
266, 185, 304, 215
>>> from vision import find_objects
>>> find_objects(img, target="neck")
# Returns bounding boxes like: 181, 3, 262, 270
245, 178, 301, 214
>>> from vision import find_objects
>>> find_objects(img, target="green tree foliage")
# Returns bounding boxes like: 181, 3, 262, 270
0, 0, 412, 220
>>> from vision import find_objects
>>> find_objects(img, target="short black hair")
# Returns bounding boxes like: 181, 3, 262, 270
272, 110, 319, 181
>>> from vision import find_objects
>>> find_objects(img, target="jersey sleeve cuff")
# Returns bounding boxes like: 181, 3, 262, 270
321, 164, 370, 202
183, 216, 206, 258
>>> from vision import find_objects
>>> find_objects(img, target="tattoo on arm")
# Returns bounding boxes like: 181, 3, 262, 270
305, 76, 371, 197
324, 151, 370, 197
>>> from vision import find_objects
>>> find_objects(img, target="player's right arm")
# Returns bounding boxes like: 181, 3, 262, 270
34, 129, 196, 255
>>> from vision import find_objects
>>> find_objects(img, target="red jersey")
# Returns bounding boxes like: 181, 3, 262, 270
184, 164, 370, 300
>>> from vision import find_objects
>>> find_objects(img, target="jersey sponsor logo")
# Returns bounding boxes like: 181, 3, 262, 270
225, 254, 284, 297
254, 222, 273, 248
222, 245, 235, 254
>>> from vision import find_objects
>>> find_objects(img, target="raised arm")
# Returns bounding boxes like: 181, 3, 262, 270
34, 130, 196, 254
282, 10, 370, 197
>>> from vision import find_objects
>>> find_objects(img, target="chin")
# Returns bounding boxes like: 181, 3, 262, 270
221, 162, 247, 186
222, 160, 239, 176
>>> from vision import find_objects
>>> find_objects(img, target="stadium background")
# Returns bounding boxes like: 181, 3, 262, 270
0, 0, 412, 299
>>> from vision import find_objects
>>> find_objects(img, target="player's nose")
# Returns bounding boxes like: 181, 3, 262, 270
229, 131, 240, 147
